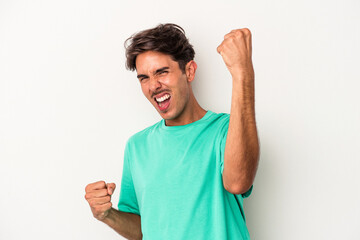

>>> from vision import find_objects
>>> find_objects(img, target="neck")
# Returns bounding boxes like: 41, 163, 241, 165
165, 93, 207, 126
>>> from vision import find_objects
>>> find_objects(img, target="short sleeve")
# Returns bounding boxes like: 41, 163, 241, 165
117, 141, 140, 215
219, 114, 253, 199
241, 185, 253, 198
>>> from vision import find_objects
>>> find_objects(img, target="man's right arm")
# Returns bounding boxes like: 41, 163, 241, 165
85, 181, 142, 240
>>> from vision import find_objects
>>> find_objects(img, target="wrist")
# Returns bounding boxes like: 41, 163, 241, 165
231, 75, 255, 106
100, 208, 115, 225
231, 71, 254, 82
230, 64, 254, 81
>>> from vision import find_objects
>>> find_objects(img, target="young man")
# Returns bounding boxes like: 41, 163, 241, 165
85, 23, 259, 240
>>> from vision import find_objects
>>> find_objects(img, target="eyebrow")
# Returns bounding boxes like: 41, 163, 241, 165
137, 67, 170, 79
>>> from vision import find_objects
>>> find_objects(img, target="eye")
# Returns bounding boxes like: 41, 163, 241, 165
139, 76, 148, 82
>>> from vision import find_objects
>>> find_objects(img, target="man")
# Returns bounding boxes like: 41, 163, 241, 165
85, 23, 259, 240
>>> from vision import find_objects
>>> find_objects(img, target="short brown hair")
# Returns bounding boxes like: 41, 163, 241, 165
125, 23, 195, 73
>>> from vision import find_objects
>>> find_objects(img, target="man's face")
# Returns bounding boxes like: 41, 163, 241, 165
136, 51, 191, 121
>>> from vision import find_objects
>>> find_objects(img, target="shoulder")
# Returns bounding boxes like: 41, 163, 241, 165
215, 112, 229, 120
208, 111, 230, 126
126, 120, 162, 147
205, 111, 230, 140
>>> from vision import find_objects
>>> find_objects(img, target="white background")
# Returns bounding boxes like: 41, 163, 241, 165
1, 0, 359, 239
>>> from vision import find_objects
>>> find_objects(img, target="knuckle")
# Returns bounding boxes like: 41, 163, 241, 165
88, 199, 95, 206
236, 31, 245, 38
242, 28, 251, 36
98, 180, 106, 187
224, 37, 234, 43
101, 189, 108, 195
94, 189, 103, 197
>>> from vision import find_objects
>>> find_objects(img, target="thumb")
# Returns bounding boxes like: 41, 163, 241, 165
106, 183, 116, 195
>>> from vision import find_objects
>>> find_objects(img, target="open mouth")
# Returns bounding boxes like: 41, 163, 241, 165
154, 93, 171, 111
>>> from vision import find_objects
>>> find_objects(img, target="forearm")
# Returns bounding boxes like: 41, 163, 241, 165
101, 208, 142, 240
223, 73, 259, 193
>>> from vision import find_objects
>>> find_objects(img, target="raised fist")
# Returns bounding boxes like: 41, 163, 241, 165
85, 181, 116, 221
217, 28, 254, 79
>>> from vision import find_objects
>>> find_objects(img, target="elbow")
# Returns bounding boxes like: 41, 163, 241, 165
224, 182, 253, 195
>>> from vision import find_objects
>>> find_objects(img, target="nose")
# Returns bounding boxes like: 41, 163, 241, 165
149, 76, 162, 93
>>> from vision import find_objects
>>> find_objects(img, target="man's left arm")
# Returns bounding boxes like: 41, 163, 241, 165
217, 28, 260, 195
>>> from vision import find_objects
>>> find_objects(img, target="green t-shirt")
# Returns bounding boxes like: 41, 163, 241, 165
118, 110, 253, 239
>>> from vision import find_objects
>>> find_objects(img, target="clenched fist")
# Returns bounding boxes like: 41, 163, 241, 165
217, 28, 254, 79
85, 181, 116, 221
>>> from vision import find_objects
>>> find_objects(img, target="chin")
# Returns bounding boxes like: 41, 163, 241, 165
158, 109, 177, 120
159, 112, 173, 120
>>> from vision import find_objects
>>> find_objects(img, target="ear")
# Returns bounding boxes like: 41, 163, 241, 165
185, 60, 197, 83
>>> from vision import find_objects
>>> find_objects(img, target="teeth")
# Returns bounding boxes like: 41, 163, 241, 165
156, 94, 170, 103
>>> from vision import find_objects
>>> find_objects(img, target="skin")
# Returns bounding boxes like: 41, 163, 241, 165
84, 181, 142, 240
85, 27, 259, 239
217, 28, 259, 194
135, 50, 206, 126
